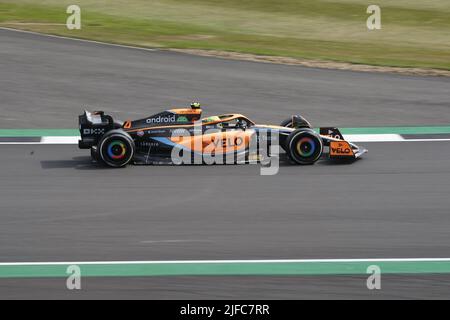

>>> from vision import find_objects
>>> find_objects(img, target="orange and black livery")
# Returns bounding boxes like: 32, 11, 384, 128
78, 102, 367, 167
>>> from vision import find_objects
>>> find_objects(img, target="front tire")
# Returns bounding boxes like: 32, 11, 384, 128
98, 130, 135, 168
280, 115, 312, 129
286, 129, 323, 165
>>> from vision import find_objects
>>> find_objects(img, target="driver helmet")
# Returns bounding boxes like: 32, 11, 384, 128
191, 102, 201, 109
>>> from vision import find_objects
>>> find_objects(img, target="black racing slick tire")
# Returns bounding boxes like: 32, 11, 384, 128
286, 129, 323, 165
98, 129, 135, 168
280, 115, 312, 129
280, 118, 294, 128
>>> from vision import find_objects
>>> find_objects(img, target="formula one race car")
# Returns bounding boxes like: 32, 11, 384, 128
78, 103, 367, 167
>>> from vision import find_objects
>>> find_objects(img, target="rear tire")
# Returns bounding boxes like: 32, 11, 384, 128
98, 130, 135, 168
286, 129, 323, 165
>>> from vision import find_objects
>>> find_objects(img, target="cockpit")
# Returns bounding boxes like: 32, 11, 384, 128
201, 114, 255, 129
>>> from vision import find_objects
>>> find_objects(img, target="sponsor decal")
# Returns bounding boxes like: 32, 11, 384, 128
173, 109, 201, 114
170, 124, 279, 175
137, 130, 145, 137
139, 141, 160, 147
146, 115, 176, 124
172, 128, 189, 135
177, 116, 189, 123
83, 128, 105, 135
319, 128, 344, 140
326, 129, 343, 140
330, 141, 354, 156
320, 128, 343, 140
210, 136, 244, 148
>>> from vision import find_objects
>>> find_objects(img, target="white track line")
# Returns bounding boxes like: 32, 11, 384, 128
400, 138, 450, 142
343, 134, 403, 142
1, 258, 450, 266
0, 142, 43, 145
40, 136, 79, 144
0, 27, 157, 52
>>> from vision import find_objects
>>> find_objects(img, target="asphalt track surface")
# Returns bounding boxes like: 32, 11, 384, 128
1, 28, 450, 299
1, 28, 450, 129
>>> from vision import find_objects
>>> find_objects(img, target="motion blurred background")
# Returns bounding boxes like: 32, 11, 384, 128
1, 0, 449, 70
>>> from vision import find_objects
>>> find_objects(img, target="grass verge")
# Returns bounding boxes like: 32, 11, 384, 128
0, 1, 449, 70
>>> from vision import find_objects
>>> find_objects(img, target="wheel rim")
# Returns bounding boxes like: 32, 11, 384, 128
296, 137, 316, 158
100, 135, 134, 167
107, 140, 127, 160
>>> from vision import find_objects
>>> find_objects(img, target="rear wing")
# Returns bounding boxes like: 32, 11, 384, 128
78, 110, 115, 149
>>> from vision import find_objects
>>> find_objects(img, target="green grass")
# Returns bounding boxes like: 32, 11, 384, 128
0, 0, 449, 70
